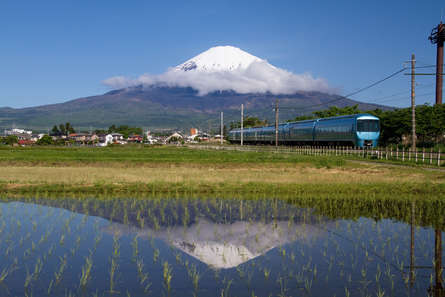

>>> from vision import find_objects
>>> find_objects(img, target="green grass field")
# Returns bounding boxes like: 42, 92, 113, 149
0, 145, 444, 199
0, 145, 345, 166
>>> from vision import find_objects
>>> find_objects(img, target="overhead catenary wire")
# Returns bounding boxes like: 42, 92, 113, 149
279, 67, 408, 112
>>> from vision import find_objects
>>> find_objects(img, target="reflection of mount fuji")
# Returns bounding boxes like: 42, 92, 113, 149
8, 197, 329, 268
108, 217, 325, 269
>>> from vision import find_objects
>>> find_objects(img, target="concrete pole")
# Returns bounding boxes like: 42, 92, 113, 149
220, 112, 223, 145
275, 99, 279, 147
241, 104, 244, 146
411, 54, 416, 152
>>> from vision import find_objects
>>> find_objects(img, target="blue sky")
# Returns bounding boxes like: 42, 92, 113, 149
0, 0, 443, 108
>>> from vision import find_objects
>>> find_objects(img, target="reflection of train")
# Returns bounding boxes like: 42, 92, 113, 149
228, 114, 380, 147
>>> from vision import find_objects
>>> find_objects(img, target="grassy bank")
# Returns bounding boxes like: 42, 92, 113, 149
0, 145, 444, 198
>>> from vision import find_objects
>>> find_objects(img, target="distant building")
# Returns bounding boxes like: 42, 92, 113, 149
18, 139, 35, 146
127, 135, 143, 143
190, 128, 198, 136
5, 128, 32, 136
97, 134, 113, 147
165, 132, 183, 143
111, 133, 124, 142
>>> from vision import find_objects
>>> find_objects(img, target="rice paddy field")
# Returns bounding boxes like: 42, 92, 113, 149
0, 145, 444, 198
0, 145, 444, 296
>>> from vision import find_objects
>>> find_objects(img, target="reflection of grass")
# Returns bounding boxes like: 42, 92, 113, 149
0, 180, 442, 199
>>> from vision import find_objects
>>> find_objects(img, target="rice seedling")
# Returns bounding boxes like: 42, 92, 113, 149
24, 268, 32, 289
109, 257, 119, 294
0, 263, 17, 283
54, 254, 67, 285
109, 234, 120, 294
187, 263, 200, 296
131, 235, 139, 262
79, 255, 93, 288
153, 248, 160, 263
163, 261, 173, 297
219, 278, 232, 297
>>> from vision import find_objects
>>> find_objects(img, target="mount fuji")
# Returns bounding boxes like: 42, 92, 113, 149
0, 46, 391, 131
175, 46, 264, 72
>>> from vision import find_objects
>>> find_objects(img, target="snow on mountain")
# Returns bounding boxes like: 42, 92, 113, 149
103, 45, 331, 95
174, 46, 265, 73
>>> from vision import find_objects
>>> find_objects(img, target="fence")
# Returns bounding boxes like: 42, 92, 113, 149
188, 145, 444, 167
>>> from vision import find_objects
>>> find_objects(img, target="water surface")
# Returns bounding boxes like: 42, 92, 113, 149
0, 197, 443, 297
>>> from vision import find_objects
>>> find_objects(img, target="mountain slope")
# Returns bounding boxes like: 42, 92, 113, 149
0, 86, 391, 131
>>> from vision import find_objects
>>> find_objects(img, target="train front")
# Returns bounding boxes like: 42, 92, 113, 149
355, 115, 380, 147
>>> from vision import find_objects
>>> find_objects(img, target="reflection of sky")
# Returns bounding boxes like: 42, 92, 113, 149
0, 199, 443, 297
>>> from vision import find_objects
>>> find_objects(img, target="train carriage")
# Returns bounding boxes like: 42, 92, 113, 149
227, 113, 380, 148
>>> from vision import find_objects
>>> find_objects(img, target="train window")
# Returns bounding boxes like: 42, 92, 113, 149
357, 120, 379, 132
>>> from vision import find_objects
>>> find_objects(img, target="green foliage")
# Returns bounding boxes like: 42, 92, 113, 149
36, 135, 54, 145
2, 135, 18, 145
367, 104, 445, 146
292, 105, 361, 122
51, 123, 75, 136
313, 105, 361, 118
230, 116, 268, 129
290, 115, 314, 122
108, 125, 142, 139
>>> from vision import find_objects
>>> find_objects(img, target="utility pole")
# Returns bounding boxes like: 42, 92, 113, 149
275, 99, 279, 147
411, 54, 416, 151
241, 104, 244, 146
429, 22, 445, 105
220, 111, 223, 145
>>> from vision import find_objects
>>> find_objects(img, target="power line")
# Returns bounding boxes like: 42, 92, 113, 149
279, 67, 407, 112
343, 67, 407, 98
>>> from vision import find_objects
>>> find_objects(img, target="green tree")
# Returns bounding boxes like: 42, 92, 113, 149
36, 135, 54, 145
230, 116, 268, 129
59, 124, 66, 135
3, 135, 18, 145
65, 122, 75, 134
51, 125, 60, 135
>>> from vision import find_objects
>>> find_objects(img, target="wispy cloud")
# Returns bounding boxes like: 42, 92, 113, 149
103, 60, 331, 95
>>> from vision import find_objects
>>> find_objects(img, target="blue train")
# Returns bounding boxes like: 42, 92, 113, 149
227, 114, 380, 147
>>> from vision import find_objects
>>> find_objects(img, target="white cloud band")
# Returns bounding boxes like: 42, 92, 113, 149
103, 60, 331, 95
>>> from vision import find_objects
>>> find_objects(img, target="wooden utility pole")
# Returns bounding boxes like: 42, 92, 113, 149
275, 99, 279, 147
411, 54, 416, 151
220, 112, 223, 145
241, 104, 244, 146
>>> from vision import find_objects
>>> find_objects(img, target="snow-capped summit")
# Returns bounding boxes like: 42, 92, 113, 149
174, 46, 266, 72
104, 45, 331, 95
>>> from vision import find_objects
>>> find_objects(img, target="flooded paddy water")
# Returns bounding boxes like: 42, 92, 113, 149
0, 197, 443, 297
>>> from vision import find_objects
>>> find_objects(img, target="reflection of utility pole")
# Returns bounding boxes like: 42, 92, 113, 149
410, 200, 415, 286
275, 99, 279, 147
434, 229, 443, 294
241, 104, 244, 146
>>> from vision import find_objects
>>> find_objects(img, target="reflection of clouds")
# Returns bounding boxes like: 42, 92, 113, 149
105, 218, 326, 269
